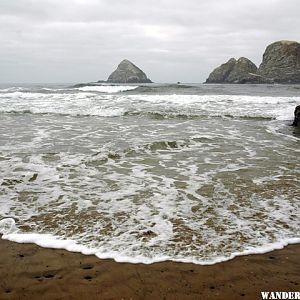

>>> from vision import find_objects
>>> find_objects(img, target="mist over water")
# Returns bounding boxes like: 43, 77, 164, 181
0, 83, 299, 264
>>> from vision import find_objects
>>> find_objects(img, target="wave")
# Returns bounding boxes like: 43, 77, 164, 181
0, 87, 25, 93
0, 108, 278, 121
76, 85, 138, 93
85, 137, 218, 166
0, 91, 298, 120
0, 107, 126, 117
124, 111, 274, 121
125, 111, 200, 120
87, 140, 186, 165
0, 87, 76, 95
1, 218, 300, 265
2, 83, 300, 97
0, 85, 139, 94
123, 83, 300, 97
125, 84, 195, 94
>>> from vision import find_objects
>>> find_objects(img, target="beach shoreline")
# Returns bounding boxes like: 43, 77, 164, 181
0, 238, 299, 300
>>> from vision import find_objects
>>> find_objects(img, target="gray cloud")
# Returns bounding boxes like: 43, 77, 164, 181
0, 0, 299, 83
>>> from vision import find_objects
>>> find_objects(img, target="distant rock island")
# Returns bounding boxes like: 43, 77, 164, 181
205, 40, 300, 84
205, 57, 258, 84
107, 59, 152, 83
73, 59, 152, 87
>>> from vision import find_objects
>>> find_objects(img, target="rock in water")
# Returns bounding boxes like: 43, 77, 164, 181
205, 58, 237, 83
227, 57, 258, 83
257, 40, 300, 83
292, 105, 300, 127
107, 59, 152, 83
205, 57, 258, 83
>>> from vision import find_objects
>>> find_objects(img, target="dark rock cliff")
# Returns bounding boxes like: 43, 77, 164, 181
205, 57, 258, 84
205, 40, 300, 84
257, 40, 300, 84
107, 59, 152, 83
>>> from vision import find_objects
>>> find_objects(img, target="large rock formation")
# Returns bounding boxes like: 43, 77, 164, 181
205, 57, 258, 83
292, 105, 300, 127
205, 58, 236, 83
205, 40, 300, 84
257, 40, 300, 83
227, 57, 258, 83
107, 59, 152, 83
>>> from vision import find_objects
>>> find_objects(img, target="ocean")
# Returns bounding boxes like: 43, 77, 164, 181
0, 83, 299, 264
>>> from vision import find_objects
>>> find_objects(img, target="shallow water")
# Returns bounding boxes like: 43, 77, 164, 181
0, 83, 299, 264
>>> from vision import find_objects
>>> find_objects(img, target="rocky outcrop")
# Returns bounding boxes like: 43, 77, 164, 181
205, 40, 300, 84
205, 57, 258, 83
292, 105, 300, 127
205, 58, 236, 83
107, 59, 152, 83
227, 57, 258, 83
257, 41, 300, 83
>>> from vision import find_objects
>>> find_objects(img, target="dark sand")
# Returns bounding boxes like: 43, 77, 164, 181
0, 238, 299, 300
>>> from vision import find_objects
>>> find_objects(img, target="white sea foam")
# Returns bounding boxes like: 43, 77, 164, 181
123, 94, 299, 120
2, 227, 300, 265
0, 92, 298, 120
1, 140, 298, 265
0, 92, 127, 117
0, 218, 17, 235
77, 85, 138, 93
0, 87, 25, 93
0, 86, 299, 266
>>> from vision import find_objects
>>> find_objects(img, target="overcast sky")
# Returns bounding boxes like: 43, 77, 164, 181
0, 0, 299, 83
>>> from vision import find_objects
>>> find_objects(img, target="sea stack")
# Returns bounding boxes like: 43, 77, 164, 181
205, 57, 258, 84
292, 105, 300, 127
257, 40, 300, 83
107, 59, 152, 83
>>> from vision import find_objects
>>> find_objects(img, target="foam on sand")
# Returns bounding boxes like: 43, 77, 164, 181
1, 218, 300, 265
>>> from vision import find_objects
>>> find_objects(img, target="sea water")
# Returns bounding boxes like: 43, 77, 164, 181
0, 83, 299, 264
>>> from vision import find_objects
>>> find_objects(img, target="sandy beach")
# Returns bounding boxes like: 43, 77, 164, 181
0, 238, 298, 300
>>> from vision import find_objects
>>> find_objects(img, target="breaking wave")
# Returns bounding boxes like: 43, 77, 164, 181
0, 87, 298, 120
76, 85, 138, 93
1, 83, 299, 266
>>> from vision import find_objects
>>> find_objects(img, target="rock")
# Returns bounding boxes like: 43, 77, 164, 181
205, 58, 237, 83
257, 40, 300, 83
292, 105, 300, 127
205, 57, 258, 83
107, 59, 152, 83
205, 40, 300, 84
227, 57, 258, 83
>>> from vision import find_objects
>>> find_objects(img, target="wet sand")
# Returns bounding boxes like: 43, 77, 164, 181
0, 238, 299, 300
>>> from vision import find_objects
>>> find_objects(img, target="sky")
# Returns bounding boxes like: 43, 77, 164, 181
0, 0, 299, 83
